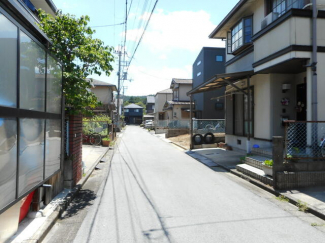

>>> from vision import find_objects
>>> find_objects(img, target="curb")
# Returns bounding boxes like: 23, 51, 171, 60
170, 141, 188, 150
26, 147, 114, 243
188, 151, 325, 223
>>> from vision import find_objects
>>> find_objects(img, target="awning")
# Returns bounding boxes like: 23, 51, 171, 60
187, 70, 254, 95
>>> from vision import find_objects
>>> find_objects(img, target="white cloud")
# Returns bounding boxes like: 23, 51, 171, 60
159, 54, 167, 60
126, 10, 224, 53
124, 64, 192, 96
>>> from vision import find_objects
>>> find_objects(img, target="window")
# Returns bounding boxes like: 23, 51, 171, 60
19, 119, 45, 196
45, 119, 61, 178
244, 87, 254, 136
215, 102, 224, 110
47, 56, 62, 114
20, 31, 46, 111
124, 108, 129, 112
229, 16, 252, 54
0, 118, 17, 210
134, 109, 139, 112
197, 72, 201, 77
0, 14, 17, 108
231, 21, 243, 52
197, 60, 201, 66
272, 0, 305, 16
173, 90, 179, 100
225, 87, 254, 136
216, 55, 223, 62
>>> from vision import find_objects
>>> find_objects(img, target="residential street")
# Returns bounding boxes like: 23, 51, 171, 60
45, 126, 325, 243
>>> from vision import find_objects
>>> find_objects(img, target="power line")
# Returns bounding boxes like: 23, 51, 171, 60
91, 22, 125, 28
127, 0, 159, 72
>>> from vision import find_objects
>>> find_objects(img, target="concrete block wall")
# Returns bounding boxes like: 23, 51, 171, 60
276, 171, 325, 190
166, 129, 189, 138
69, 114, 83, 186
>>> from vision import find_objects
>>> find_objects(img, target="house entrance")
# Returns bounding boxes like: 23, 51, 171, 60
294, 83, 307, 150
296, 83, 307, 121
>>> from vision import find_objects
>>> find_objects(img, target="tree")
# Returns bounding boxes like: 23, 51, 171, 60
37, 10, 114, 115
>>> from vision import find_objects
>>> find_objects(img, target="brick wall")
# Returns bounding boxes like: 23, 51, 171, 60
69, 114, 83, 185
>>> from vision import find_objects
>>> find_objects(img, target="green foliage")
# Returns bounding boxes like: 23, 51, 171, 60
123, 96, 146, 104
276, 195, 289, 202
296, 200, 308, 212
82, 115, 111, 136
240, 156, 246, 162
263, 159, 273, 167
102, 137, 111, 141
83, 114, 112, 123
37, 10, 114, 115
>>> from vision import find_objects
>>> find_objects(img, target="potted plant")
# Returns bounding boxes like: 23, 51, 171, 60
102, 137, 111, 147
262, 159, 273, 176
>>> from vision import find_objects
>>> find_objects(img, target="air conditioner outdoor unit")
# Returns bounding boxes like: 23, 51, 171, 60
261, 12, 279, 29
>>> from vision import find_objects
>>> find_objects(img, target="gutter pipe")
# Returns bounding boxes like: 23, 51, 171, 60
312, 0, 318, 121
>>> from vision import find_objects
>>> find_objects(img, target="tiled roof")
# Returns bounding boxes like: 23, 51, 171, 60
88, 78, 117, 91
172, 78, 192, 84
167, 101, 192, 105
124, 104, 144, 109
156, 88, 172, 94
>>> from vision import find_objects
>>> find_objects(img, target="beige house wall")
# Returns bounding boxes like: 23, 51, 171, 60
91, 86, 113, 105
178, 84, 192, 101
154, 92, 172, 121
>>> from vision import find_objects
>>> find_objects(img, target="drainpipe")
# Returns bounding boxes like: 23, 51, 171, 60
247, 76, 251, 154
312, 0, 318, 121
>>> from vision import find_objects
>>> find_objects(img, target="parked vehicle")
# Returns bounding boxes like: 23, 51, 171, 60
145, 120, 154, 129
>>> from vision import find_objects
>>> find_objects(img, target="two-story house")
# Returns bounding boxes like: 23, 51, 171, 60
124, 104, 144, 125
88, 79, 117, 118
163, 79, 193, 121
0, 0, 63, 241
189, 0, 324, 153
146, 95, 155, 114
154, 88, 173, 122
192, 47, 226, 119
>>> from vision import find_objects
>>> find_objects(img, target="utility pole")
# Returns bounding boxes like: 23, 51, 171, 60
123, 86, 128, 97
116, 47, 122, 129
115, 46, 129, 129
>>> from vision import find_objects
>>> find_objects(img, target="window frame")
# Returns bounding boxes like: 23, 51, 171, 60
267, 0, 308, 16
0, 7, 63, 215
228, 16, 253, 55
225, 86, 254, 137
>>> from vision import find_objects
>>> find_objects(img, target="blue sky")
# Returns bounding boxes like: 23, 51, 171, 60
54, 0, 239, 96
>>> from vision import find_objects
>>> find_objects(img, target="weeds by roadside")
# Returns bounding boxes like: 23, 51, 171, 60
276, 195, 289, 202
297, 200, 308, 212
311, 223, 325, 227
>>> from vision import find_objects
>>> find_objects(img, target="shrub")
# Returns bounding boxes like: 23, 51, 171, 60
264, 159, 273, 167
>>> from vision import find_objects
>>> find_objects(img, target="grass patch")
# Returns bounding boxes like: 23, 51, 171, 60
311, 223, 325, 227
296, 200, 308, 212
276, 195, 289, 202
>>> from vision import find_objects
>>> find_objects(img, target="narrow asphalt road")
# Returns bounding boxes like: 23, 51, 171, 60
47, 126, 325, 242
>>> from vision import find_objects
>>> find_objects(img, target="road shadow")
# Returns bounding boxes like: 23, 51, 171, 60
61, 189, 97, 219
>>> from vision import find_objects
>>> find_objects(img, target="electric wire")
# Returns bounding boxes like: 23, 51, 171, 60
91, 22, 125, 28
126, 0, 159, 72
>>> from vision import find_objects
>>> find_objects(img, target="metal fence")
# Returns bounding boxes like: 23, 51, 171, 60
155, 120, 190, 129
192, 119, 225, 134
285, 121, 325, 161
